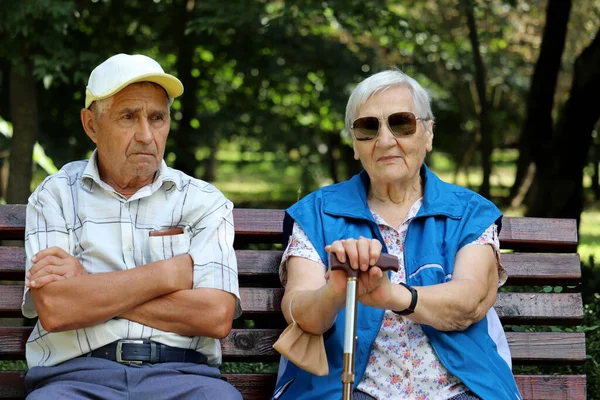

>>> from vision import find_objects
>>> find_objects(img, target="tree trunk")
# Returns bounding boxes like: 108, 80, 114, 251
462, 0, 492, 199
453, 131, 477, 186
327, 133, 340, 184
593, 150, 600, 201
6, 61, 38, 204
512, 0, 572, 203
527, 27, 600, 226
173, 0, 200, 176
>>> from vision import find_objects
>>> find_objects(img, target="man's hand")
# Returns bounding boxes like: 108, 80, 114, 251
26, 246, 88, 289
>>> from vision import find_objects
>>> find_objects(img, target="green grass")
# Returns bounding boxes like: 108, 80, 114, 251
579, 207, 600, 265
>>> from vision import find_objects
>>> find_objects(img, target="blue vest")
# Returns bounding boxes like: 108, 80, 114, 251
273, 165, 522, 400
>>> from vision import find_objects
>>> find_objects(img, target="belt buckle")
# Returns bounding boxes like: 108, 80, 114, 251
116, 340, 145, 364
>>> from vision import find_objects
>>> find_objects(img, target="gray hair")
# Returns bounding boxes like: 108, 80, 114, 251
344, 69, 435, 131
90, 81, 171, 119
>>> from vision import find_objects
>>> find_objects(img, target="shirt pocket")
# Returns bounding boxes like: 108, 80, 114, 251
147, 228, 191, 263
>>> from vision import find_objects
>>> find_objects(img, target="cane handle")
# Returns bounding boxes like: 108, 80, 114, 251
329, 253, 399, 278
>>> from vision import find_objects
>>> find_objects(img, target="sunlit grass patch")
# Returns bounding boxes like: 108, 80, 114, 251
579, 207, 600, 265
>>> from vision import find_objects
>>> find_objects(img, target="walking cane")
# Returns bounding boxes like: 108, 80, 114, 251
330, 253, 399, 400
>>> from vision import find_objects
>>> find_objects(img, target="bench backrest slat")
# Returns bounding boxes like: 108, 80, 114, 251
0, 206, 578, 251
0, 248, 582, 286
0, 286, 584, 325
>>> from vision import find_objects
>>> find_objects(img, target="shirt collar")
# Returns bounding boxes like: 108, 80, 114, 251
80, 149, 182, 196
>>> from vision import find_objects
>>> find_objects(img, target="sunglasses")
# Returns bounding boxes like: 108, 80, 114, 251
351, 111, 431, 141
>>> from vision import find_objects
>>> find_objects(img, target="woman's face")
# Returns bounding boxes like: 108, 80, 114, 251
352, 86, 433, 187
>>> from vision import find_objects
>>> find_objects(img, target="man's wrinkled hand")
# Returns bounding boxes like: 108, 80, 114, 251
26, 246, 88, 289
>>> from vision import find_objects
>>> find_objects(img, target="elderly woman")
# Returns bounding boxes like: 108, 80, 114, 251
272, 70, 521, 400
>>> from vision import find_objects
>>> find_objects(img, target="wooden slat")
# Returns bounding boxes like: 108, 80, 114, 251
514, 374, 586, 400
234, 289, 585, 325
0, 248, 582, 286
0, 206, 25, 241
0, 206, 578, 251
0, 248, 26, 281
0, 372, 586, 400
494, 292, 583, 325
501, 253, 581, 285
0, 371, 25, 400
0, 327, 585, 364
232, 209, 285, 243
504, 332, 586, 364
500, 217, 578, 252
0, 328, 28, 360
0, 286, 584, 324
0, 287, 24, 318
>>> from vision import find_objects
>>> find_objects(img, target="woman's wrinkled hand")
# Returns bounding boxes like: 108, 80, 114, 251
26, 246, 88, 289
325, 237, 394, 308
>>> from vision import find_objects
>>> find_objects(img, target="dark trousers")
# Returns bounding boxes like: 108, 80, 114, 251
25, 357, 242, 400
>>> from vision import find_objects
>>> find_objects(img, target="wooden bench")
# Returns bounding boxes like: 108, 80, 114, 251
0, 205, 587, 399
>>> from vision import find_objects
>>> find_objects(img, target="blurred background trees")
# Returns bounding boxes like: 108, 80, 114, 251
1, 0, 598, 217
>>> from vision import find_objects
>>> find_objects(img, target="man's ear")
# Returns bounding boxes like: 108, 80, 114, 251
80, 108, 98, 144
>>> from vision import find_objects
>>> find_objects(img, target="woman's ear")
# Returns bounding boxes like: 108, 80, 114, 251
353, 141, 360, 160
425, 121, 434, 153
80, 108, 98, 144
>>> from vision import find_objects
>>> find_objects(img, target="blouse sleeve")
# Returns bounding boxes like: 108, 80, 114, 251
279, 222, 326, 286
462, 223, 507, 287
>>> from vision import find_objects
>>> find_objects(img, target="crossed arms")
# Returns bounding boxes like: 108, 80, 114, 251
282, 236, 499, 334
24, 196, 238, 339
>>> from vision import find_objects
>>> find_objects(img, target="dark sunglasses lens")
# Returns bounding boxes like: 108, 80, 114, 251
388, 112, 417, 136
353, 117, 380, 140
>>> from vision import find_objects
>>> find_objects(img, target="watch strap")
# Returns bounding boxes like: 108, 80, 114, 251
392, 282, 418, 316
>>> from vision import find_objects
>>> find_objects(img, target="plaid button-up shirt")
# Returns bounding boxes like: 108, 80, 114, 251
22, 150, 241, 368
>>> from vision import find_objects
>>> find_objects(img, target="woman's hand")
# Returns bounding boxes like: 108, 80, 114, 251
325, 237, 394, 308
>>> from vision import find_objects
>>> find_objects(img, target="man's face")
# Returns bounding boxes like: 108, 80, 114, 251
83, 83, 170, 185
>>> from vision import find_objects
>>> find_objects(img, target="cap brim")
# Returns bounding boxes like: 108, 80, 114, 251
85, 73, 184, 108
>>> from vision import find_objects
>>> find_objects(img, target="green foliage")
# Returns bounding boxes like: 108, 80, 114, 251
0, 0, 76, 75
0, 360, 26, 371
220, 361, 278, 374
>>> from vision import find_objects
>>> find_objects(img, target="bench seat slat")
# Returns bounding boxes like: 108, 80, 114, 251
0, 249, 582, 285
0, 287, 584, 324
0, 371, 587, 400
0, 327, 586, 364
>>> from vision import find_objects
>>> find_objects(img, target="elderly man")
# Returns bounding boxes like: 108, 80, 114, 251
21, 54, 242, 399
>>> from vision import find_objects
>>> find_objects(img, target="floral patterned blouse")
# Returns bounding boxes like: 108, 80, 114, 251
280, 198, 507, 400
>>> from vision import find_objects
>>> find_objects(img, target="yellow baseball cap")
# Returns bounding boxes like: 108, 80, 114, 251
85, 53, 184, 108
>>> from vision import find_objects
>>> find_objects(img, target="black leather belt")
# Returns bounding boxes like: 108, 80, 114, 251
86, 340, 208, 365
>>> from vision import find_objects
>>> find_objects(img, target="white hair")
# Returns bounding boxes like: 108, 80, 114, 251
91, 96, 114, 117
344, 69, 435, 131
90, 81, 171, 119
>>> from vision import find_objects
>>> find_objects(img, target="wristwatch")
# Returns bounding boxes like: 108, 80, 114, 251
392, 282, 418, 316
